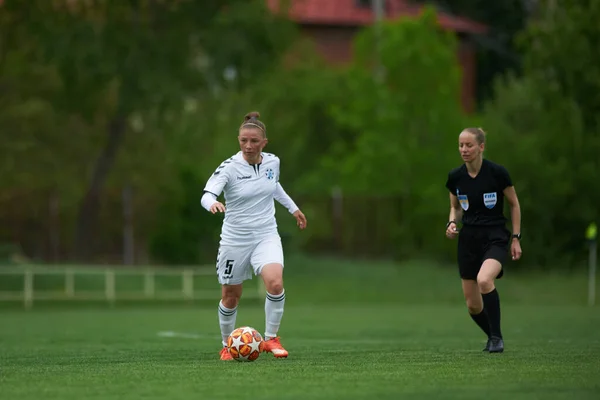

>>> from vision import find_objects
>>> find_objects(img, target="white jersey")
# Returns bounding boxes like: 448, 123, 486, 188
203, 151, 298, 246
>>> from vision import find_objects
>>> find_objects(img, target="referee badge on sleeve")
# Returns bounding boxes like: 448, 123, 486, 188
483, 192, 497, 209
457, 190, 469, 211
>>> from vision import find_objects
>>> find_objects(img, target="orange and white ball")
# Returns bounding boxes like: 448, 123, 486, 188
227, 326, 264, 362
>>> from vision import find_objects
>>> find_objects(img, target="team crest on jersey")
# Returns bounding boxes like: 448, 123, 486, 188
265, 168, 274, 180
456, 189, 469, 211
483, 192, 497, 209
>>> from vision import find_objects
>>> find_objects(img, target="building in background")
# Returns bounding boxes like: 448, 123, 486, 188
267, 0, 487, 113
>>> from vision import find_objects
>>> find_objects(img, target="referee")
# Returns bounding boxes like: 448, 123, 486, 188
445, 127, 522, 353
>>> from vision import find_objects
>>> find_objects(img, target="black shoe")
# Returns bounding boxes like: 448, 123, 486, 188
483, 338, 491, 352
488, 336, 504, 353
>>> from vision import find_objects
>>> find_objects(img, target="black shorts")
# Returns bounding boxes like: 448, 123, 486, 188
457, 225, 510, 280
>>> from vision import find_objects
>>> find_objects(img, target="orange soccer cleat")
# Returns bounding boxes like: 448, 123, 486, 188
220, 347, 233, 361
262, 337, 288, 358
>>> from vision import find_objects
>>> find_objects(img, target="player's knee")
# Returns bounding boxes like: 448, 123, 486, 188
466, 303, 483, 314
477, 276, 494, 293
264, 279, 283, 295
260, 263, 284, 295
221, 288, 241, 308
221, 295, 239, 309
465, 298, 483, 314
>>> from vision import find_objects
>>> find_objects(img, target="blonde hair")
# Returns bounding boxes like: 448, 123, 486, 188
462, 127, 486, 144
239, 111, 266, 136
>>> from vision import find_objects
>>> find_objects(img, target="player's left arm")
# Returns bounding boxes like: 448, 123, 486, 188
272, 158, 306, 229
274, 182, 307, 230
503, 185, 522, 260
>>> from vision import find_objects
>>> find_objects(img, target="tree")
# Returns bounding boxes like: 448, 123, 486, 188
482, 74, 587, 266
1, 0, 297, 261
520, 0, 600, 134
414, 0, 529, 106
481, 0, 600, 266
295, 8, 474, 258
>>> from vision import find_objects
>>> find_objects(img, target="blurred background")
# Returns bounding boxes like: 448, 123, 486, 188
3, 4, 600, 397
0, 0, 598, 292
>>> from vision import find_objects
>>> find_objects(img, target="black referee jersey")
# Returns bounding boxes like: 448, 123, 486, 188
445, 159, 513, 227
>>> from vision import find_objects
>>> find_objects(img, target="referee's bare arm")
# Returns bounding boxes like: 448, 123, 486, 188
503, 186, 521, 239
446, 193, 462, 238
449, 193, 462, 226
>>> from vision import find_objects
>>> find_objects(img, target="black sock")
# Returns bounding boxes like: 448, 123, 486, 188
469, 309, 491, 338
482, 288, 502, 338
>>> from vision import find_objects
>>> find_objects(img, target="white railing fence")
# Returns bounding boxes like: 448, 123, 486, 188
0, 266, 265, 309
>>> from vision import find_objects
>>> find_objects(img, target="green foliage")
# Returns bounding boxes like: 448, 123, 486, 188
481, 0, 600, 267
0, 31, 97, 196
519, 0, 600, 130
249, 62, 348, 190
482, 76, 583, 266
8, 0, 598, 269
149, 168, 222, 265
200, 0, 297, 89
414, 0, 528, 105
171, 7, 474, 261
140, 3, 300, 265
0, 0, 299, 262
298, 8, 472, 258
327, 9, 463, 192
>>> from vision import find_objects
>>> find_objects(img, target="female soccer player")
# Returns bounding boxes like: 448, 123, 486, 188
444, 127, 522, 353
201, 111, 307, 360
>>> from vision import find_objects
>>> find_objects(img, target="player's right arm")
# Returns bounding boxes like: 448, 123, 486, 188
446, 193, 462, 239
201, 158, 233, 214
201, 192, 226, 214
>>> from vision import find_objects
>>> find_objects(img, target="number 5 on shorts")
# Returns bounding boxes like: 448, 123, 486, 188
223, 260, 234, 279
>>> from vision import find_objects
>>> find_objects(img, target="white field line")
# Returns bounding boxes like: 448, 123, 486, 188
156, 330, 401, 344
156, 331, 459, 345
156, 331, 597, 346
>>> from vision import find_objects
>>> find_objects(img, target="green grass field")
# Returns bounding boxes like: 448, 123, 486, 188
1, 256, 599, 399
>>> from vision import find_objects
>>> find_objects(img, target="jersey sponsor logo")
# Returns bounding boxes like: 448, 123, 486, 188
483, 192, 497, 209
237, 175, 251, 180
265, 168, 274, 180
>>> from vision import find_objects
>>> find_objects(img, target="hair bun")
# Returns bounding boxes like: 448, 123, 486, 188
244, 111, 261, 122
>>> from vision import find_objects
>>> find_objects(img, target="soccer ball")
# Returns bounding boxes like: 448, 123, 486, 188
227, 326, 264, 362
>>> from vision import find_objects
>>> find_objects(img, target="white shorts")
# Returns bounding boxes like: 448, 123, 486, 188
215, 235, 284, 285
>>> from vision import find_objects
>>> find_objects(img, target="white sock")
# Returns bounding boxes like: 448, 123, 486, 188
265, 289, 285, 340
218, 301, 237, 347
